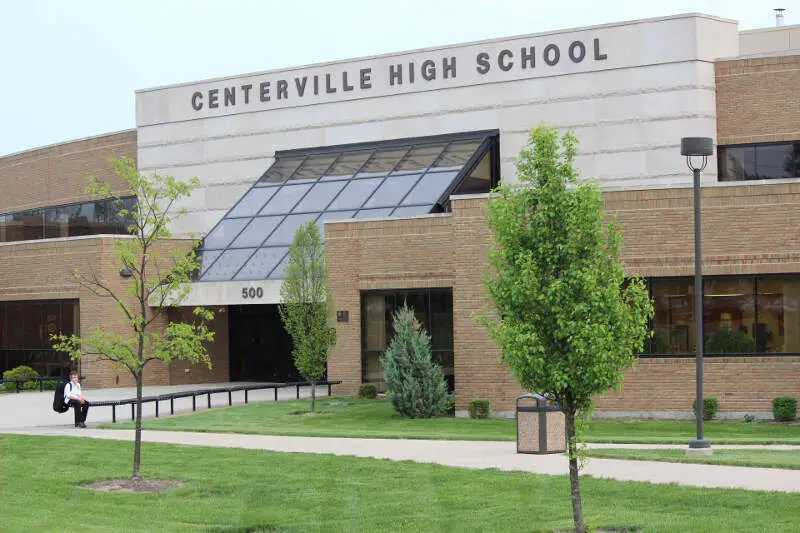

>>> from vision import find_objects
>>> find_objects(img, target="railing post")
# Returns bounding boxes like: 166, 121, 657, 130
245, 388, 249, 404
39, 378, 44, 392
155, 400, 159, 418
171, 397, 175, 415
296, 384, 300, 399
192, 395, 196, 411
131, 404, 135, 421
207, 392, 211, 409
228, 390, 232, 406
328, 383, 332, 396
112, 405, 116, 424
16, 380, 21, 394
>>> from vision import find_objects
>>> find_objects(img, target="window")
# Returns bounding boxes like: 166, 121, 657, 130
360, 288, 454, 392
719, 142, 799, 181
198, 132, 498, 281
0, 300, 78, 377
644, 275, 800, 355
0, 196, 137, 244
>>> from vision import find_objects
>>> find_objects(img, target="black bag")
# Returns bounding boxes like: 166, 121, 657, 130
53, 380, 70, 413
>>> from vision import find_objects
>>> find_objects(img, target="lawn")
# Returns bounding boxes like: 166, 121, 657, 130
2, 434, 800, 532
104, 397, 800, 444
588, 448, 800, 470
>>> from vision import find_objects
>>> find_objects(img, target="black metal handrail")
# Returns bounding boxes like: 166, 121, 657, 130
0, 376, 65, 393
88, 380, 343, 423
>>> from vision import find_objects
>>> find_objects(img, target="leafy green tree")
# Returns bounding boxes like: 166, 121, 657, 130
52, 157, 214, 481
482, 124, 653, 533
381, 304, 448, 418
279, 221, 336, 414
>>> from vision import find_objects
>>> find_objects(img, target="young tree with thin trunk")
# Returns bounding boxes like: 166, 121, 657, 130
482, 124, 653, 533
279, 221, 336, 414
52, 157, 214, 481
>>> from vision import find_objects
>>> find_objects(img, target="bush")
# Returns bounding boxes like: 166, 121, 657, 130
381, 304, 448, 418
358, 384, 377, 400
445, 395, 456, 417
773, 397, 797, 422
468, 399, 491, 419
2, 365, 40, 392
704, 329, 756, 354
743, 414, 757, 424
692, 397, 719, 421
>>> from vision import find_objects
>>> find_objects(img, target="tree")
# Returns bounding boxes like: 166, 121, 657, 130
381, 304, 448, 418
482, 124, 653, 533
52, 157, 214, 481
279, 221, 336, 414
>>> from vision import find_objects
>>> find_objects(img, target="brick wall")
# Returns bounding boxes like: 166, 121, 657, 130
327, 188, 800, 416
716, 56, 800, 145
168, 307, 230, 385
0, 130, 136, 214
0, 236, 202, 389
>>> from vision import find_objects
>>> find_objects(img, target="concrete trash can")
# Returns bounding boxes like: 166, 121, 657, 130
516, 393, 566, 454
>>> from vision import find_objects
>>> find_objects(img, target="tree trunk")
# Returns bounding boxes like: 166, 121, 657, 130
565, 409, 586, 533
311, 380, 317, 413
132, 371, 143, 480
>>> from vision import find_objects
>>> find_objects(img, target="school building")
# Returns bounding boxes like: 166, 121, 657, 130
1, 13, 799, 417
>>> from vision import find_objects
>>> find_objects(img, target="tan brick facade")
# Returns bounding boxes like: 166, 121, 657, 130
327, 182, 800, 416
715, 56, 800, 145
0, 130, 136, 215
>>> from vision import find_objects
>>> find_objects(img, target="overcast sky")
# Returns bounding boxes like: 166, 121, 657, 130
0, 0, 794, 156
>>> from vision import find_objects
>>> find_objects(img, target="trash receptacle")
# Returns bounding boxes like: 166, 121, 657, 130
516, 393, 566, 454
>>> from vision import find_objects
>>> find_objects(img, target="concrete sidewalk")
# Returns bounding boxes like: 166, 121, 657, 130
7, 427, 800, 493
0, 382, 328, 431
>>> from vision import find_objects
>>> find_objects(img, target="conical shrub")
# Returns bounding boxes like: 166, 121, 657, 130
381, 304, 448, 418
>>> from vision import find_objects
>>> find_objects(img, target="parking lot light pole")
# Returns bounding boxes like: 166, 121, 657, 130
681, 137, 714, 455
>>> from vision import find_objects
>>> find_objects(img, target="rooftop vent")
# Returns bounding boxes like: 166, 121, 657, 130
775, 8, 785, 27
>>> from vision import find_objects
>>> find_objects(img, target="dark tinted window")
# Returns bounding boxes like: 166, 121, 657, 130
719, 143, 798, 181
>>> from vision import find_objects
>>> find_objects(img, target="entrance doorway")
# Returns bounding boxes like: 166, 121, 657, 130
228, 304, 300, 382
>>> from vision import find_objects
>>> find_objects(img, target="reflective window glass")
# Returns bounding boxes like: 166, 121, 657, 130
321, 151, 373, 180
391, 205, 433, 217
203, 218, 249, 249
202, 248, 255, 281
291, 154, 338, 182
355, 208, 393, 218
401, 171, 458, 206
355, 148, 409, 177
649, 279, 695, 354
230, 216, 283, 248
199, 250, 223, 275
264, 213, 318, 246
363, 175, 421, 208
703, 278, 756, 354
393, 145, 442, 174
234, 247, 288, 280
431, 141, 482, 171
755, 144, 793, 179
292, 181, 347, 213
757, 277, 800, 353
327, 177, 383, 210
257, 157, 304, 184
268, 253, 291, 280
228, 187, 278, 218
259, 184, 312, 216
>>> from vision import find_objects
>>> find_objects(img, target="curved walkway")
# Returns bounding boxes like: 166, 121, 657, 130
6, 427, 800, 493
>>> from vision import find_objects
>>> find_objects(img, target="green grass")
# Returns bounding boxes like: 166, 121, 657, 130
2, 434, 800, 532
584, 419, 800, 444
588, 448, 800, 470
104, 397, 800, 444
105, 397, 516, 441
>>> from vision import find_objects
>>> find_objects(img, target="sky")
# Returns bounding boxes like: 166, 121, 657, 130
0, 0, 795, 156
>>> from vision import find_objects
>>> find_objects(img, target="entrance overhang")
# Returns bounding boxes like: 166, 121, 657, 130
169, 280, 283, 306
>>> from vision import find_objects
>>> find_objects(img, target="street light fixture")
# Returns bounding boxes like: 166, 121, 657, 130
681, 137, 713, 455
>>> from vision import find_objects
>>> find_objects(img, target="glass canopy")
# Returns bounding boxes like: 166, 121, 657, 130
197, 132, 495, 282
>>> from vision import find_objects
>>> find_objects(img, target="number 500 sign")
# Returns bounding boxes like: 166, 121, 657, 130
241, 287, 264, 299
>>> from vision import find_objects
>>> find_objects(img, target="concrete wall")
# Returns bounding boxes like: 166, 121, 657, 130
739, 24, 800, 57
136, 14, 738, 240
0, 131, 136, 214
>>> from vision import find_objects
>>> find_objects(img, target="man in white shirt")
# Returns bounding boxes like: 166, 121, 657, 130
64, 372, 90, 428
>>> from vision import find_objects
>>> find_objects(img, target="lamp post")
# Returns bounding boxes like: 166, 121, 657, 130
681, 137, 713, 455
